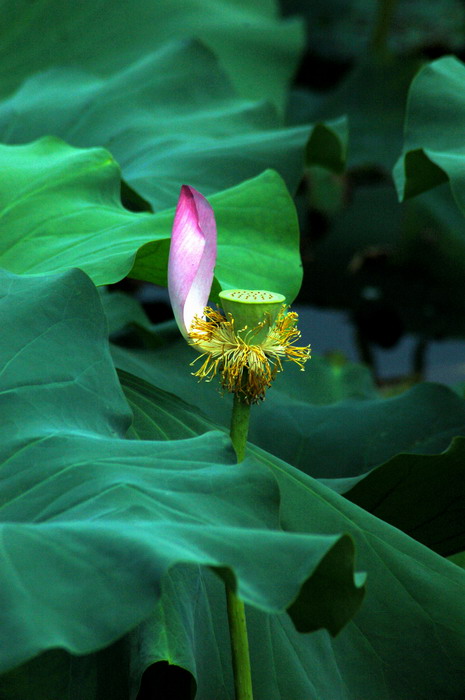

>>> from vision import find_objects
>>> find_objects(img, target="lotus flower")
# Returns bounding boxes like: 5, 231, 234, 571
168, 185, 310, 403
168, 185, 217, 339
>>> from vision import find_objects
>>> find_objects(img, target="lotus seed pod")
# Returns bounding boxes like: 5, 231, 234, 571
219, 289, 286, 344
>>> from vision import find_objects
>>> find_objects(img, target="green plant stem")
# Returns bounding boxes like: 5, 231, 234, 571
226, 587, 253, 700
226, 392, 253, 700
230, 393, 251, 462
370, 0, 398, 58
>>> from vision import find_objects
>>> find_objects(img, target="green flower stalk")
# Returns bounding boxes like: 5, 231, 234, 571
168, 184, 310, 700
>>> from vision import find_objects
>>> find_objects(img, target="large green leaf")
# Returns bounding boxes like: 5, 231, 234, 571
129, 167, 304, 302
99, 289, 155, 338
0, 643, 131, 700
113, 327, 465, 474
112, 321, 465, 559
0, 138, 155, 284
305, 116, 348, 173
396, 184, 465, 339
116, 362, 465, 699
0, 138, 303, 301
308, 56, 420, 171
0, 40, 311, 211
136, 540, 465, 700
0, 268, 364, 680
259, 454, 465, 699
111, 340, 377, 436
394, 56, 465, 208
0, 0, 303, 112
345, 436, 465, 556
248, 381, 465, 477
119, 370, 218, 441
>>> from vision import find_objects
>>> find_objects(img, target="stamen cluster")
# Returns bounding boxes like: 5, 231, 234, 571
188, 306, 311, 403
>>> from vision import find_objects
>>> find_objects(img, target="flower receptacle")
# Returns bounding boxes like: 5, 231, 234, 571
219, 289, 285, 344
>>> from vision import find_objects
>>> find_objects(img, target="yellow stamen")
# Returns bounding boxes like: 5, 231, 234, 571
188, 306, 310, 403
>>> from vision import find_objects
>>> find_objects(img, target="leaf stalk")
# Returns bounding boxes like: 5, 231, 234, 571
370, 0, 398, 58
226, 392, 253, 700
230, 393, 251, 462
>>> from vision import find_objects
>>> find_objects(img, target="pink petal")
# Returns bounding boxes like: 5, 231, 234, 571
168, 185, 217, 337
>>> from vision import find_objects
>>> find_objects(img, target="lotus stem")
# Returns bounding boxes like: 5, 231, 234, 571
226, 392, 253, 700
230, 392, 251, 462
370, 0, 398, 58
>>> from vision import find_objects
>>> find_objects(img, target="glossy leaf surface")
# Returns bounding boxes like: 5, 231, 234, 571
0, 139, 303, 301
0, 39, 311, 211
0, 268, 364, 678
112, 310, 465, 559
114, 355, 465, 700
0, 0, 304, 111
395, 56, 465, 208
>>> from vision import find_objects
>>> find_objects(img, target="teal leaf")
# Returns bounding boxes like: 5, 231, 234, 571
119, 370, 217, 441
111, 336, 377, 437
296, 57, 420, 170
113, 337, 465, 559
0, 268, 364, 677
0, 643, 130, 700
265, 455, 465, 698
1, 0, 304, 112
248, 381, 465, 478
0, 138, 303, 301
346, 436, 465, 556
113, 359, 465, 699
131, 543, 465, 699
0, 39, 311, 210
0, 137, 156, 285
99, 289, 154, 337
305, 117, 348, 173
395, 56, 465, 210
128, 168, 304, 303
